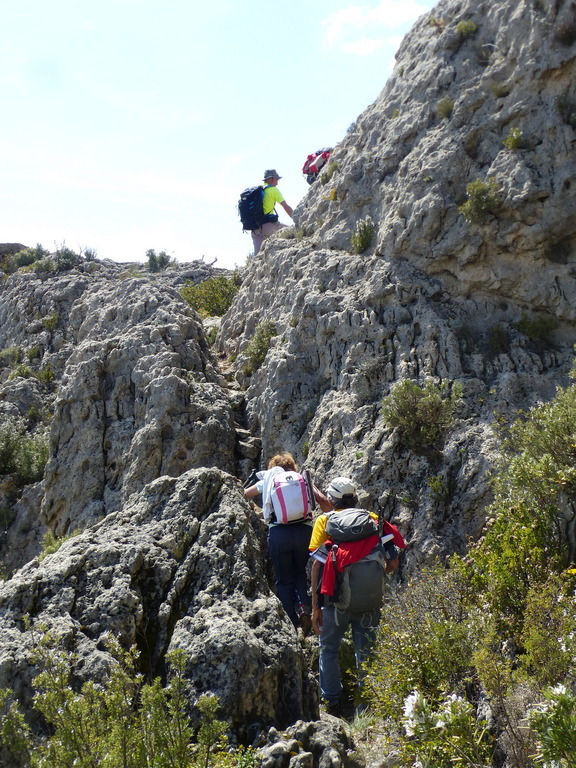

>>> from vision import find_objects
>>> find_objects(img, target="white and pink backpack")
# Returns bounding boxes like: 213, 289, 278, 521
262, 467, 312, 524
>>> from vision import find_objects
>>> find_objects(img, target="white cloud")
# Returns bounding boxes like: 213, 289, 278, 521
343, 37, 384, 55
321, 0, 430, 53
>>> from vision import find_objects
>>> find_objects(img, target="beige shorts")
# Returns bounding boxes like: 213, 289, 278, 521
251, 221, 286, 255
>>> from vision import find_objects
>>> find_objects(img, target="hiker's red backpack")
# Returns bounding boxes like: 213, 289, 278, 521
302, 147, 333, 184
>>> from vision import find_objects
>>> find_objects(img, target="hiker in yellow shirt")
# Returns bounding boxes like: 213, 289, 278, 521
251, 169, 294, 255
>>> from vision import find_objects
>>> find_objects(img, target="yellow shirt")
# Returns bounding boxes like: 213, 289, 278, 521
263, 185, 284, 215
308, 510, 380, 552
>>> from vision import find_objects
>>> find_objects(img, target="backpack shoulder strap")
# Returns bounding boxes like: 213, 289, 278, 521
262, 466, 284, 521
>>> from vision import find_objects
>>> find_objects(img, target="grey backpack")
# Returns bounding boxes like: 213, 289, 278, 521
325, 508, 378, 542
334, 548, 386, 615
324, 508, 385, 616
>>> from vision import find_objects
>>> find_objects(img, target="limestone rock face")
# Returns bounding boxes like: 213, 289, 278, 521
0, 261, 236, 543
0, 469, 314, 731
218, 0, 576, 568
42, 275, 235, 535
0, 257, 316, 735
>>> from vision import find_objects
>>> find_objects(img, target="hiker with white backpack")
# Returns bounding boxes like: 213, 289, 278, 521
309, 477, 404, 717
245, 452, 331, 630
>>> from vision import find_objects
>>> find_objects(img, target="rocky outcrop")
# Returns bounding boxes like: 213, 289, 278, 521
255, 718, 355, 768
0, 257, 305, 737
0, 468, 315, 732
218, 0, 576, 568
0, 260, 241, 562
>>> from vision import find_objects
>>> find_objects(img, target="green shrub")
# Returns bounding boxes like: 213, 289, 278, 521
12, 244, 49, 269
514, 312, 558, 348
503, 126, 524, 150
7, 364, 33, 381
43, 312, 59, 332
486, 323, 510, 355
0, 632, 239, 768
351, 216, 375, 254
365, 564, 477, 720
436, 96, 454, 119
0, 244, 49, 274
0, 347, 23, 368
53, 245, 80, 271
456, 377, 576, 639
519, 572, 576, 686
427, 474, 449, 503
243, 320, 277, 376
463, 132, 480, 158
0, 689, 31, 765
459, 177, 501, 223
529, 685, 576, 766
30, 257, 56, 274
380, 378, 462, 451
398, 689, 494, 768
36, 365, 55, 384
320, 161, 339, 185
146, 249, 172, 272
366, 369, 576, 766
0, 416, 49, 486
557, 93, 576, 127
26, 346, 41, 361
180, 273, 241, 318
38, 530, 78, 561
455, 19, 478, 38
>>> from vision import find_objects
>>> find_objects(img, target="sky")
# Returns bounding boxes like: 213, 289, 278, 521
1, 0, 438, 271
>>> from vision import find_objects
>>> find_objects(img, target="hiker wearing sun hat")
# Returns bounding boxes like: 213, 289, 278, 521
308, 476, 402, 717
251, 169, 294, 255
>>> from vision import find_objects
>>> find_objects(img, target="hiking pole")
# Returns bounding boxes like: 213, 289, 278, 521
243, 468, 259, 489
303, 468, 316, 511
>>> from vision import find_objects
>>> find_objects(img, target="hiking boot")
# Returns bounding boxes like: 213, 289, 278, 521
322, 699, 342, 717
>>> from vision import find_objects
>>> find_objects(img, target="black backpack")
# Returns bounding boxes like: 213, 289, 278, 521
238, 185, 279, 231
238, 186, 265, 231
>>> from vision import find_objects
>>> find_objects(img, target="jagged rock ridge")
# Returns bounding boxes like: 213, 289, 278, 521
0, 0, 576, 755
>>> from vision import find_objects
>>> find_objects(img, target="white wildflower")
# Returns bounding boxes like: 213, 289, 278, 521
550, 684, 567, 696
403, 690, 430, 736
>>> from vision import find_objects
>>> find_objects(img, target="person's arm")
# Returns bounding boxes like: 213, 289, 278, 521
385, 557, 399, 573
280, 200, 294, 219
383, 541, 400, 573
244, 485, 259, 499
311, 558, 323, 634
313, 486, 333, 513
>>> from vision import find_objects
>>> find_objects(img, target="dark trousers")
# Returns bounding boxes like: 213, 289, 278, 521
268, 522, 312, 626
